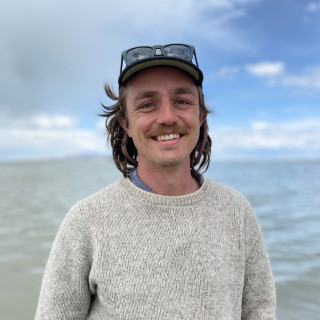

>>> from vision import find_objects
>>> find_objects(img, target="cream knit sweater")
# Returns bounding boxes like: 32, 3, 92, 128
35, 178, 276, 319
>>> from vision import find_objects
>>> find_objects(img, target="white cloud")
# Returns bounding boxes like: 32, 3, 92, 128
97, 118, 107, 132
251, 121, 269, 131
306, 1, 320, 12
0, 114, 77, 130
280, 69, 320, 89
2, 112, 320, 161
202, 0, 259, 9
0, 0, 262, 120
0, 127, 109, 161
212, 118, 320, 152
0, 114, 109, 161
32, 115, 77, 129
246, 62, 285, 77
246, 62, 320, 90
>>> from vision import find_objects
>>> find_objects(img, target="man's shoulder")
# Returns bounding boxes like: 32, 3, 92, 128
204, 178, 251, 206
65, 179, 127, 218
203, 179, 255, 224
53, 179, 130, 239
74, 178, 126, 207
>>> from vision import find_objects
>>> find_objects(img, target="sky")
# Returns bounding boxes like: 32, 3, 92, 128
1, 0, 320, 161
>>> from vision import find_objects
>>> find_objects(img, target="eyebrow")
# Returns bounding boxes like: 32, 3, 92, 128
134, 91, 159, 101
133, 87, 196, 102
173, 87, 196, 96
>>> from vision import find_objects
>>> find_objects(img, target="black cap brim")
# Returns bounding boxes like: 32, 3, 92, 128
118, 56, 203, 87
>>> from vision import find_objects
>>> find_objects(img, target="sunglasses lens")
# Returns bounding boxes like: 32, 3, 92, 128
126, 47, 154, 65
163, 45, 191, 61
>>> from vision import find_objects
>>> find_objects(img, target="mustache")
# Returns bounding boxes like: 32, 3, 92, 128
144, 124, 189, 139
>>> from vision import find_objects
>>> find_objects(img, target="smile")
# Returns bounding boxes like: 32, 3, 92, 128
155, 133, 180, 141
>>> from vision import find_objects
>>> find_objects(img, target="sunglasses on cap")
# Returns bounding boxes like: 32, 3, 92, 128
118, 44, 203, 86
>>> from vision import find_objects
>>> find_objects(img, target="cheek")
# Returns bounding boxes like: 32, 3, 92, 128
182, 112, 202, 129
133, 116, 154, 135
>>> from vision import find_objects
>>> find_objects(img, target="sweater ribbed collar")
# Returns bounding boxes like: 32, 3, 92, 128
118, 177, 212, 207
128, 168, 204, 194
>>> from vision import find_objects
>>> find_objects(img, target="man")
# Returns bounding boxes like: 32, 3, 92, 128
36, 44, 276, 319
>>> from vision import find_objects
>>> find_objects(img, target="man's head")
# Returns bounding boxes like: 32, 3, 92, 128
102, 43, 211, 177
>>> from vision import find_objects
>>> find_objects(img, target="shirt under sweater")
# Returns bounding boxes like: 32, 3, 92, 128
35, 178, 276, 319
128, 168, 204, 192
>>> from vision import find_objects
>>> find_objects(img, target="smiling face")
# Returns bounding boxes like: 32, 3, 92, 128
119, 67, 205, 173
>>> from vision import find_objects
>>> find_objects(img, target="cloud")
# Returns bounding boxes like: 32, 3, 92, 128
306, 1, 320, 12
0, 0, 261, 113
0, 0, 263, 161
212, 66, 241, 80
2, 112, 320, 161
212, 119, 320, 154
0, 0, 262, 158
280, 67, 320, 89
246, 62, 320, 90
32, 115, 77, 129
0, 114, 109, 161
245, 62, 285, 77
0, 113, 77, 130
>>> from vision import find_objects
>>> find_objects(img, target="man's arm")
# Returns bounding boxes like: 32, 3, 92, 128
35, 206, 92, 320
241, 200, 276, 320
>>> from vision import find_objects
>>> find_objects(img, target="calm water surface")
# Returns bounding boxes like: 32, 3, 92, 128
0, 159, 319, 319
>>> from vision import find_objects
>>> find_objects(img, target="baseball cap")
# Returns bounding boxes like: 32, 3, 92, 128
118, 44, 203, 86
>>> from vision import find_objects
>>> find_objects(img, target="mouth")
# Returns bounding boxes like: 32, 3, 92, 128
145, 124, 188, 142
154, 133, 181, 141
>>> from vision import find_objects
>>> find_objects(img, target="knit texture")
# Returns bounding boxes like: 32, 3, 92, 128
35, 178, 276, 319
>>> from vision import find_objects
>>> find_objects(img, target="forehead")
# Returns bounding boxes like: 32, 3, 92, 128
125, 67, 198, 94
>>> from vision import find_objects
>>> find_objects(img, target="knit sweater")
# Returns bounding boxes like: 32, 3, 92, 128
35, 178, 276, 319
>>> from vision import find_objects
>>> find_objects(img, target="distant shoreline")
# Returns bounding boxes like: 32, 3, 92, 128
1, 156, 319, 165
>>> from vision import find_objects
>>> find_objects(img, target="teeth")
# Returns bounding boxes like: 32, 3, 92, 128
156, 134, 180, 141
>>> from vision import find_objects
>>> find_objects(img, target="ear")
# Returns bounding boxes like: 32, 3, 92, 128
118, 118, 132, 137
200, 112, 207, 125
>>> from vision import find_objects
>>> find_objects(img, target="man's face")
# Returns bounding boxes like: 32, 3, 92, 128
120, 67, 205, 172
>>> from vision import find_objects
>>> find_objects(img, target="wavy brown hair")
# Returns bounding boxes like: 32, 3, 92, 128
101, 85, 212, 177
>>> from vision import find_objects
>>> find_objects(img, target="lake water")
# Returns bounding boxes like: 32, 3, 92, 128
0, 158, 319, 319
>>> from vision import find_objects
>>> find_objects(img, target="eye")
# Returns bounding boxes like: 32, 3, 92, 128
141, 102, 154, 109
176, 99, 190, 107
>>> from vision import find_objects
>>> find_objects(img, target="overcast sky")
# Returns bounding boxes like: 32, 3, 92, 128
1, 0, 320, 161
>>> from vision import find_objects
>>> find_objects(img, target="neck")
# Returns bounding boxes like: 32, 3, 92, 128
136, 162, 200, 196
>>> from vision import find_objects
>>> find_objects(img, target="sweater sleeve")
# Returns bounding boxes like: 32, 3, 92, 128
241, 199, 276, 320
35, 204, 92, 320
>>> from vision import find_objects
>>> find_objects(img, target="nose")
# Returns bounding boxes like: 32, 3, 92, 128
156, 99, 178, 125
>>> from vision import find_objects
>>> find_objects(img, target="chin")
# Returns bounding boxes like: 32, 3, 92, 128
153, 156, 187, 169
